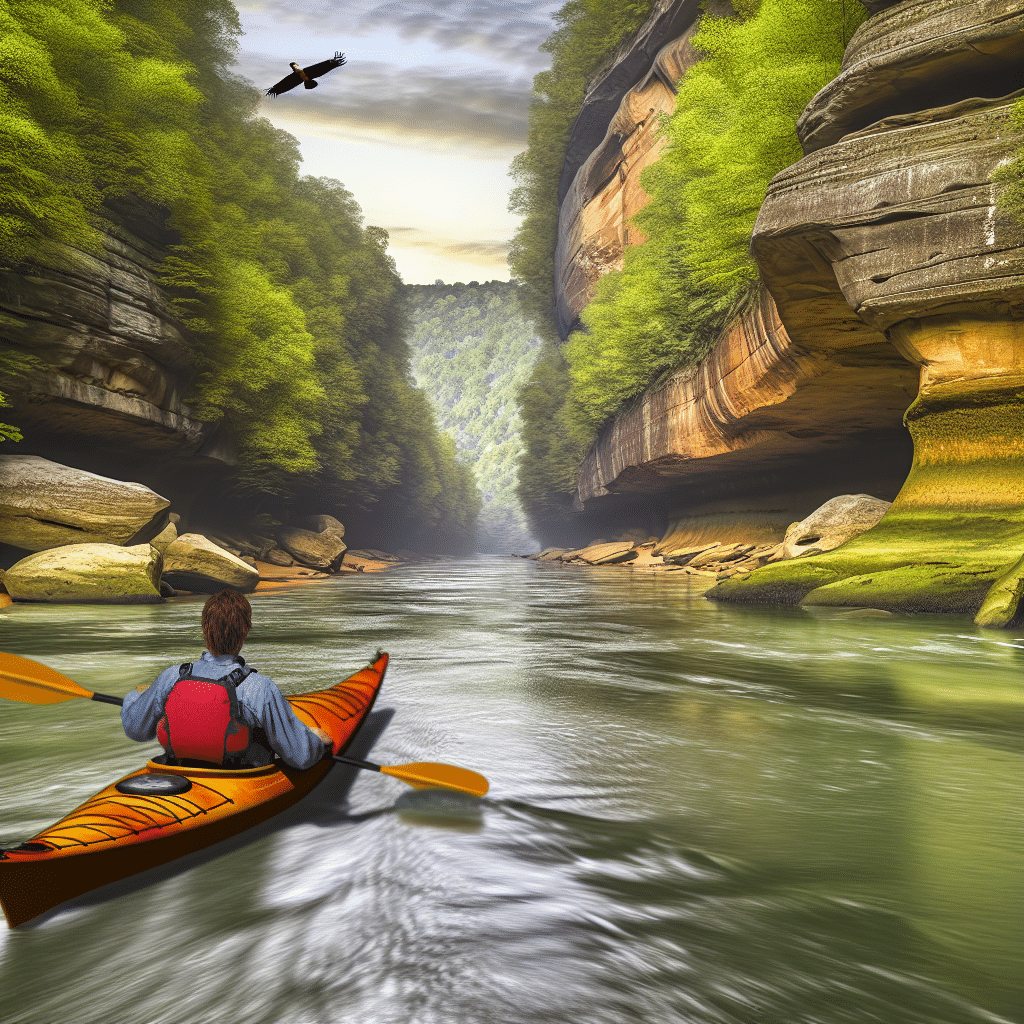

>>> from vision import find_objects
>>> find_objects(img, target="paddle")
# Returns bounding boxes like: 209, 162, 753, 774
0, 651, 489, 797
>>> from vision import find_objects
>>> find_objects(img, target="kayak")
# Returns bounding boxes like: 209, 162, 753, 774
0, 651, 388, 929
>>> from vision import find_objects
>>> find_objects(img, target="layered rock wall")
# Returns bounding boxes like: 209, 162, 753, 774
557, 0, 1024, 617
576, 284, 916, 532
0, 198, 232, 500
711, 0, 1024, 615
554, 0, 733, 340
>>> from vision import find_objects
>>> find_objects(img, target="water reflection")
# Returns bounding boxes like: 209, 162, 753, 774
1, 557, 1021, 1023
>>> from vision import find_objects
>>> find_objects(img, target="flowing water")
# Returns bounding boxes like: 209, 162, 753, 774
0, 556, 1022, 1024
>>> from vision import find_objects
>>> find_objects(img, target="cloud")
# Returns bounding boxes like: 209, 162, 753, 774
238, 0, 560, 72
244, 53, 533, 152
383, 227, 510, 264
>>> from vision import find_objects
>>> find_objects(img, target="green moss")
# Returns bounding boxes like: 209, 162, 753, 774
711, 509, 1024, 615
974, 553, 1024, 628
707, 561, 844, 604
801, 565, 1002, 615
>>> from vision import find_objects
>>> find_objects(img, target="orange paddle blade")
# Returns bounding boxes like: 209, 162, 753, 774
381, 762, 489, 797
0, 651, 96, 704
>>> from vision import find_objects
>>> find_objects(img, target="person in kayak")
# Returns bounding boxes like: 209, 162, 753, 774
121, 589, 332, 770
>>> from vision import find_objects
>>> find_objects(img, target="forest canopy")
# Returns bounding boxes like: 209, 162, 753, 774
0, 0, 479, 548
405, 281, 541, 554
512, 0, 866, 540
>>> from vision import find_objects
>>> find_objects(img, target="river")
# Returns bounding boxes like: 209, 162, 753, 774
0, 556, 1021, 1024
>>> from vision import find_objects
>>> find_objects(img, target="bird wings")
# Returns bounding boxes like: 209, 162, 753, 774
265, 52, 347, 97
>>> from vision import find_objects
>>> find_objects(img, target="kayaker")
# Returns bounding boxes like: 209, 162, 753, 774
121, 589, 332, 770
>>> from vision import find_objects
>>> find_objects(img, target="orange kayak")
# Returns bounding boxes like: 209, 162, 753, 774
0, 651, 388, 928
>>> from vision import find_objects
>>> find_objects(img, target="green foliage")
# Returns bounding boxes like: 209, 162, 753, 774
0, 0, 479, 547
515, 339, 590, 541
508, 0, 656, 340
568, 0, 867, 436
994, 94, 1024, 226
405, 282, 541, 552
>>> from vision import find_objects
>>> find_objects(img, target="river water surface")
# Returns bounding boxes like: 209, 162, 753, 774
1, 556, 1022, 1024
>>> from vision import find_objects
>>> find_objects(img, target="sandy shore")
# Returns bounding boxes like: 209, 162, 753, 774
248, 552, 401, 596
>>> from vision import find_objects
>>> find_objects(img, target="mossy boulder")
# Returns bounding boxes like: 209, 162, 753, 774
801, 564, 1002, 615
974, 552, 1024, 628
4, 543, 163, 603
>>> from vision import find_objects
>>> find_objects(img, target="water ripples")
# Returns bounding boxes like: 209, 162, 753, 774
1, 556, 1021, 1022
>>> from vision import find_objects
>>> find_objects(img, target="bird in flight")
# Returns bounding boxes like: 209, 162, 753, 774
265, 52, 347, 97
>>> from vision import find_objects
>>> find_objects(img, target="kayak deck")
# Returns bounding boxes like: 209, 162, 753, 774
0, 652, 388, 928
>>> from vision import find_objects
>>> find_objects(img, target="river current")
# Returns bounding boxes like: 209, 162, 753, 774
0, 556, 1021, 1024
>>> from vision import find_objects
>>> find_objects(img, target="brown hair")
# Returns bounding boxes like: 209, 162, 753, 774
202, 589, 252, 656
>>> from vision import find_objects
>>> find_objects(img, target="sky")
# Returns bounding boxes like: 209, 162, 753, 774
232, 1, 563, 284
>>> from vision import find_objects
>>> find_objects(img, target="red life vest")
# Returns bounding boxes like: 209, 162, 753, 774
156, 662, 255, 767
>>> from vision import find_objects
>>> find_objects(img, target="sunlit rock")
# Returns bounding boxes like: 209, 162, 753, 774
781, 495, 891, 560
4, 543, 163, 603
0, 455, 170, 551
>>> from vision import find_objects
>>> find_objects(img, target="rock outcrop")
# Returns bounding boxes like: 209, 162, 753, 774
4, 543, 163, 603
0, 455, 170, 551
575, 283, 917, 544
555, 0, 721, 339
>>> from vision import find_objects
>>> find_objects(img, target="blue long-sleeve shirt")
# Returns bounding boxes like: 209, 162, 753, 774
121, 651, 326, 770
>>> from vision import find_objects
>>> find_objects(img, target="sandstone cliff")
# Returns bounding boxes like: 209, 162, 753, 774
558, 0, 1024, 617
0, 197, 233, 507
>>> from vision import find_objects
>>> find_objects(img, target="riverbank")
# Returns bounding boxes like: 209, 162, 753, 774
526, 491, 1024, 629
248, 550, 411, 596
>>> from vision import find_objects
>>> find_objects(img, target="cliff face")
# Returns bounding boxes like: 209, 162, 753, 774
0, 198, 232, 504
555, 0, 732, 340
557, 0, 1024, 614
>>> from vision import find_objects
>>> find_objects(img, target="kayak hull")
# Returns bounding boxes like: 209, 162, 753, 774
0, 652, 388, 928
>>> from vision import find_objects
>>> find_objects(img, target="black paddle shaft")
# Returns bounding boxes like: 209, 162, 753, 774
332, 754, 381, 772
91, 692, 124, 707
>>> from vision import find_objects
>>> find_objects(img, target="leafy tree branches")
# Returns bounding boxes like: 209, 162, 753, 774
405, 282, 541, 552
0, 0, 479, 547
514, 0, 866, 539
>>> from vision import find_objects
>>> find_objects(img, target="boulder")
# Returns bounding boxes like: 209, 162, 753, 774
782, 495, 891, 560
974, 552, 1024, 629
262, 547, 295, 567
149, 520, 178, 555
162, 533, 259, 594
4, 543, 163, 603
574, 542, 636, 565
0, 455, 170, 551
276, 515, 347, 570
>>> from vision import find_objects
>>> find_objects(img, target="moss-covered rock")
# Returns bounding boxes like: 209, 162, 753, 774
974, 552, 1024, 628
801, 564, 1002, 615
706, 561, 844, 605
5, 543, 163, 603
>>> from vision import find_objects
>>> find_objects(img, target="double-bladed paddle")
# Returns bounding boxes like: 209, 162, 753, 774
0, 650, 489, 797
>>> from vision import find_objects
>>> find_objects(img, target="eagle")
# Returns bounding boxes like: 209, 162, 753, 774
265, 52, 347, 97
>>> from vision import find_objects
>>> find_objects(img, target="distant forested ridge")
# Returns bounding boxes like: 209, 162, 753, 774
0, 0, 478, 549
510, 0, 867, 539
404, 282, 541, 554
